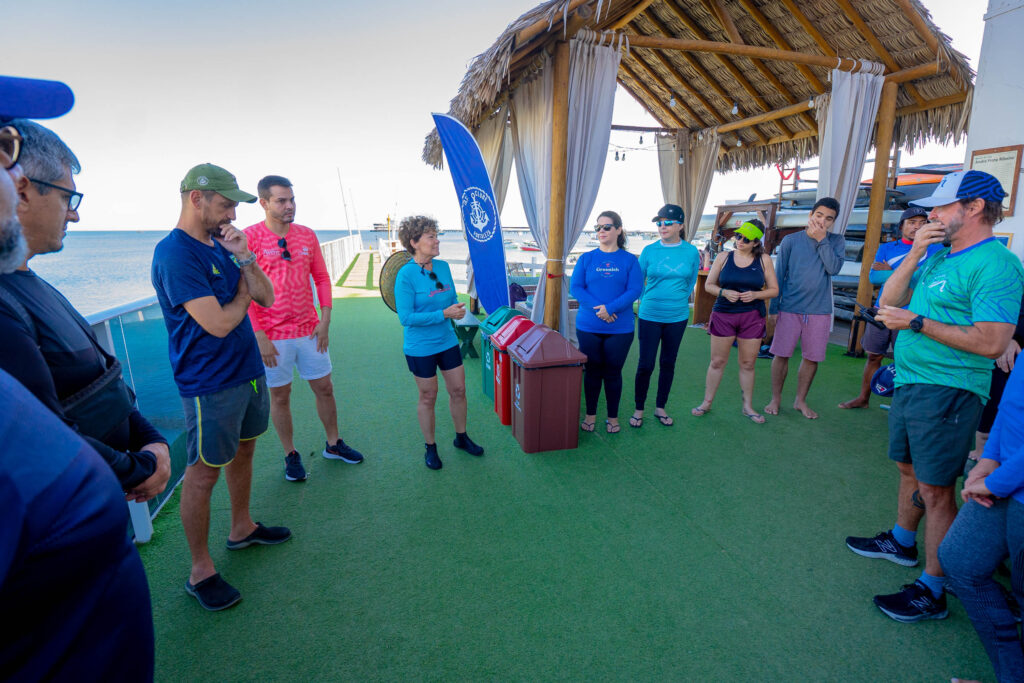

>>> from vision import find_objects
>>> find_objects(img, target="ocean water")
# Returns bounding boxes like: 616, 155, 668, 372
32, 228, 660, 317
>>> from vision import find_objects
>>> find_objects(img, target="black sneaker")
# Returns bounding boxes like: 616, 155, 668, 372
873, 581, 948, 622
845, 530, 919, 567
284, 451, 306, 482
323, 439, 364, 464
453, 433, 484, 456
185, 573, 241, 611
226, 522, 292, 550
757, 345, 774, 360
424, 443, 442, 470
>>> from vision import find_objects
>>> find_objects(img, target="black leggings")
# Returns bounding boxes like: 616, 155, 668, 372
634, 318, 688, 410
576, 329, 634, 418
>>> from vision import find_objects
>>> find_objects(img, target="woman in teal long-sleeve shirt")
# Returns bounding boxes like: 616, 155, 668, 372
395, 216, 483, 470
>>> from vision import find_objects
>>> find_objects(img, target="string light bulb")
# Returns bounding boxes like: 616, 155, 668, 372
669, 95, 676, 107
731, 102, 739, 115
639, 135, 643, 144
736, 138, 743, 147
677, 154, 684, 165
614, 150, 619, 161
808, 98, 815, 109
622, 152, 626, 161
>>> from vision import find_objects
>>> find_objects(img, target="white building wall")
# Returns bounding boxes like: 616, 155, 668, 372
964, 0, 1024, 260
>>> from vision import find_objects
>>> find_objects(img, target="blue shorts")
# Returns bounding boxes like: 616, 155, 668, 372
405, 345, 462, 379
182, 376, 269, 468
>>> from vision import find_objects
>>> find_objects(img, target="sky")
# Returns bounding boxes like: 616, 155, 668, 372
4, 0, 985, 233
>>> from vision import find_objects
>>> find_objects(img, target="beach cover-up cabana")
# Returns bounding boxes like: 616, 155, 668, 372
423, 0, 974, 333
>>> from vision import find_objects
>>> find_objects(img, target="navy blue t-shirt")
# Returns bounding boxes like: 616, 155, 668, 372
151, 229, 264, 398
0, 370, 154, 681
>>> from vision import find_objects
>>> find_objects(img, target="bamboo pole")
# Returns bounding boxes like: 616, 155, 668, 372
885, 61, 940, 84
716, 100, 814, 134
710, 0, 744, 44
544, 40, 571, 331
618, 62, 692, 128
777, 0, 836, 57
610, 0, 657, 30
514, 0, 591, 48
733, 0, 827, 93
855, 80, 900, 352
627, 34, 858, 73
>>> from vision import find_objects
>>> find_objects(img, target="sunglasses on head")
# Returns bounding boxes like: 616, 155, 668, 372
1, 125, 23, 170
422, 268, 444, 290
656, 220, 680, 227
277, 237, 291, 261
595, 223, 616, 232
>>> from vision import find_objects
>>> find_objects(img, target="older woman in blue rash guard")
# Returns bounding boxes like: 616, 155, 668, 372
394, 215, 483, 470
629, 204, 701, 428
570, 210, 643, 433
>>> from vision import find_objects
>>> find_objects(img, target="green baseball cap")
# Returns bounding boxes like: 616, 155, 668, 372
180, 163, 257, 203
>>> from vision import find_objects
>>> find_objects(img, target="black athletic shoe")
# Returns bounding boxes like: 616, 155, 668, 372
845, 530, 919, 567
424, 443, 442, 470
323, 439, 364, 464
453, 433, 484, 456
226, 522, 293, 550
873, 581, 948, 622
757, 344, 774, 360
284, 451, 306, 482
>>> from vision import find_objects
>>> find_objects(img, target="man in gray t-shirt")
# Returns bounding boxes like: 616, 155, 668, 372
765, 197, 845, 419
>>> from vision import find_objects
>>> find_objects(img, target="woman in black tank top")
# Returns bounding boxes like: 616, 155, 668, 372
693, 220, 778, 423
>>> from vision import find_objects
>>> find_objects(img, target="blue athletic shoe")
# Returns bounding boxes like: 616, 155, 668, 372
324, 439, 364, 464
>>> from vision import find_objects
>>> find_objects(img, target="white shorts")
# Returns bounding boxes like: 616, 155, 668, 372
263, 336, 333, 388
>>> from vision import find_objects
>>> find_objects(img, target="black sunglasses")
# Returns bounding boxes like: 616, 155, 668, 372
0, 125, 22, 170
277, 237, 291, 261
422, 268, 444, 290
28, 176, 83, 211
595, 223, 615, 232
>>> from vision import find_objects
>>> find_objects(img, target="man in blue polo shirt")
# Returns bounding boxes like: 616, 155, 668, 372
152, 164, 291, 611
838, 207, 941, 409
846, 170, 1024, 623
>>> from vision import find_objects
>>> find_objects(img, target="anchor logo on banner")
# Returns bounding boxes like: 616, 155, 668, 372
460, 186, 496, 243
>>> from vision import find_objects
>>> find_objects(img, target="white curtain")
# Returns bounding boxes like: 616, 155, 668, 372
467, 102, 512, 300
815, 63, 885, 235
512, 31, 622, 331
657, 128, 720, 241
511, 55, 553, 311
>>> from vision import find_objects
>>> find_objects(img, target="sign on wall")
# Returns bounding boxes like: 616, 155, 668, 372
970, 144, 1022, 216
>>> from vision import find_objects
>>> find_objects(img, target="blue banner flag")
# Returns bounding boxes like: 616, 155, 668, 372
431, 113, 509, 313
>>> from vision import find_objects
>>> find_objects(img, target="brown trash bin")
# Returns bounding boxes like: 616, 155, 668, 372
508, 325, 587, 453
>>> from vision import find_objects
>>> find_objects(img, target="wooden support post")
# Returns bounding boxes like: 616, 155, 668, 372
545, 40, 571, 331
854, 80, 899, 352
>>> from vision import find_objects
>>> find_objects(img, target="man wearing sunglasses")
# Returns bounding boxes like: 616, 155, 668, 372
0, 74, 155, 682
244, 175, 364, 482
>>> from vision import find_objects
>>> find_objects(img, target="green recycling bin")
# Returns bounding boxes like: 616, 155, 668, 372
479, 306, 523, 399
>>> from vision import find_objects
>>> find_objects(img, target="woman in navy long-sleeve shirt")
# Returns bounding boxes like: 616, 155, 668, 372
569, 211, 643, 433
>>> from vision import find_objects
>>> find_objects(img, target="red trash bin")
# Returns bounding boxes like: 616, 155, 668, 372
491, 316, 536, 426
508, 325, 587, 453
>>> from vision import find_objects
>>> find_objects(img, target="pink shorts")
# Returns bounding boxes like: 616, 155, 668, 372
769, 312, 830, 362
708, 309, 766, 339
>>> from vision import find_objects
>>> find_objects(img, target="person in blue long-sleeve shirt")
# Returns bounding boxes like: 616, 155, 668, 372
939, 355, 1024, 683
569, 210, 643, 433
395, 215, 483, 470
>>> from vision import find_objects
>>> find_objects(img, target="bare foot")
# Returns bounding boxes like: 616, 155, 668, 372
838, 397, 869, 409
794, 402, 818, 419
764, 401, 780, 415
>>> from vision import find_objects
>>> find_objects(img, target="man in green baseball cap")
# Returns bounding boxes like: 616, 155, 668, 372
179, 162, 258, 204
151, 163, 289, 611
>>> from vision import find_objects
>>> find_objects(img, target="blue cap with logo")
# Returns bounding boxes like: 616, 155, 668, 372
870, 363, 896, 397
0, 75, 75, 121
909, 169, 1006, 208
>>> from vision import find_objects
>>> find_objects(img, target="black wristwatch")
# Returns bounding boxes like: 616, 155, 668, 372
909, 315, 925, 333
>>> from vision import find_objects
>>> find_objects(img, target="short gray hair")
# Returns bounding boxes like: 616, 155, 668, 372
9, 119, 81, 187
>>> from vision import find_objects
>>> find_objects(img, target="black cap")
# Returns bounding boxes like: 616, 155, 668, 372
652, 204, 685, 222
898, 206, 928, 228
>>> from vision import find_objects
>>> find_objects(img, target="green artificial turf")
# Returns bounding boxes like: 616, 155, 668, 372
139, 297, 992, 681
335, 253, 360, 287
365, 252, 375, 289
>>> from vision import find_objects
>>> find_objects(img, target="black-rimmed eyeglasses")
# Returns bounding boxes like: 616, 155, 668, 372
28, 177, 83, 211
0, 125, 22, 170
277, 237, 291, 261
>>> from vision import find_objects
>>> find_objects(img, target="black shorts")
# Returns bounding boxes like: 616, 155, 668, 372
888, 383, 983, 487
405, 345, 462, 378
861, 315, 896, 356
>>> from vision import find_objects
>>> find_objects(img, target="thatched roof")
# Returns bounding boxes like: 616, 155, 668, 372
422, 0, 973, 172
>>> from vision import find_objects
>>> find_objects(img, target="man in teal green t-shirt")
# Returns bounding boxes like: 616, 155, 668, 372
845, 170, 1024, 624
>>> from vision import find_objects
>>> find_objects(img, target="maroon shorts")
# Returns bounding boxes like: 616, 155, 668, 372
708, 309, 766, 339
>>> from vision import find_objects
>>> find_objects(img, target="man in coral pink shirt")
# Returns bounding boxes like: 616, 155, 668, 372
245, 175, 364, 482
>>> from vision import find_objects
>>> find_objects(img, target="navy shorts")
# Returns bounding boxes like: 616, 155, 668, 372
405, 345, 462, 379
888, 383, 983, 487
182, 376, 269, 468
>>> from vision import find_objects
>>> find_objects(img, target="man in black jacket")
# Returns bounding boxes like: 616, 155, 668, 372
0, 117, 170, 500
